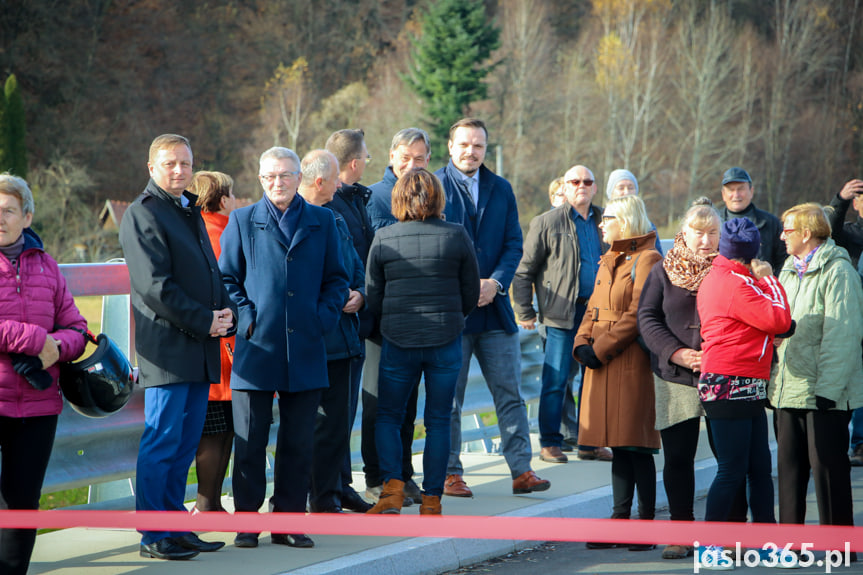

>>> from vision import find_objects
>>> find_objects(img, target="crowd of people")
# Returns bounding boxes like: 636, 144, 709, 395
1, 118, 861, 572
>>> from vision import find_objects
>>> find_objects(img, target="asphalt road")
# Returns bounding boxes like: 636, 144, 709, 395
444, 470, 863, 575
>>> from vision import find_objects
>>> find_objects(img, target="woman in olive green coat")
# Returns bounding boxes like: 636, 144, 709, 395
771, 202, 863, 537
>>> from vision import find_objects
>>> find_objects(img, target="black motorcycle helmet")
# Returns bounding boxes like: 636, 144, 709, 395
60, 333, 135, 418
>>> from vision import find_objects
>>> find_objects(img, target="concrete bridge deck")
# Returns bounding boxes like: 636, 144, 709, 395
28, 426, 863, 575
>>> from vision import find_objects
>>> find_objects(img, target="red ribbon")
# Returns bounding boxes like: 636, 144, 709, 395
1, 510, 861, 550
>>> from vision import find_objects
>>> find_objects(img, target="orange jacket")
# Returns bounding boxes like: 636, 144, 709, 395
202, 211, 233, 401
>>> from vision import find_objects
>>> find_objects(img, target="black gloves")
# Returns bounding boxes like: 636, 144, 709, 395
776, 320, 796, 340
575, 345, 603, 370
815, 395, 836, 411
11, 353, 53, 390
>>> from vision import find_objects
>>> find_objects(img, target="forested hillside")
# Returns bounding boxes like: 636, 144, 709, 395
2, 0, 862, 261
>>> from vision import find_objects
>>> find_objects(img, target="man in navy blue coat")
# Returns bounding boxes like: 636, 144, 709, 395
220, 147, 349, 549
435, 118, 550, 498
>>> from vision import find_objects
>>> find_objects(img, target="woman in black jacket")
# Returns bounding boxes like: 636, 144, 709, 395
365, 168, 480, 516
636, 198, 719, 560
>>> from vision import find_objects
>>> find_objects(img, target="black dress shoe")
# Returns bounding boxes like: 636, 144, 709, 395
271, 533, 315, 548
341, 488, 373, 513
140, 538, 200, 560
175, 532, 225, 552
309, 503, 343, 513
586, 541, 623, 549
234, 532, 259, 548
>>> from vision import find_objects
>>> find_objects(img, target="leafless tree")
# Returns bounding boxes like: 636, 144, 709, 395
667, 1, 750, 210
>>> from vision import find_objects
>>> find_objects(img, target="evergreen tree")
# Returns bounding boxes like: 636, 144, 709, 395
0, 82, 5, 171
4, 75, 27, 178
405, 0, 500, 163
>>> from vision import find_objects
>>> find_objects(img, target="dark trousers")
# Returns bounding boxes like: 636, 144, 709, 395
659, 417, 700, 521
311, 358, 352, 509
377, 338, 461, 496
610, 448, 656, 519
705, 411, 775, 523
361, 339, 417, 488
232, 388, 321, 519
0, 414, 57, 575
706, 418, 748, 522
340, 352, 364, 492
776, 408, 854, 526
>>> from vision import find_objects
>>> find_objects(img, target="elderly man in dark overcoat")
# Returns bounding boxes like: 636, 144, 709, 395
220, 146, 349, 550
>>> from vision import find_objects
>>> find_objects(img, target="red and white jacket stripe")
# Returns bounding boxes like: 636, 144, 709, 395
697, 255, 792, 380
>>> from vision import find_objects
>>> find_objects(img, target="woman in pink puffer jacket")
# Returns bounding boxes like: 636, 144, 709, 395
0, 174, 87, 575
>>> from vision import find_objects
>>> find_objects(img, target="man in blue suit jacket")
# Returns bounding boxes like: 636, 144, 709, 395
435, 118, 550, 498
220, 147, 349, 550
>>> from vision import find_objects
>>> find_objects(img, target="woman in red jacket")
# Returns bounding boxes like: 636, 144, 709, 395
695, 217, 791, 566
0, 174, 88, 574
192, 171, 237, 513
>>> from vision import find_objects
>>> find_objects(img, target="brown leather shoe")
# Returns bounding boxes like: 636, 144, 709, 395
512, 470, 550, 494
577, 447, 614, 461
594, 447, 613, 461
539, 446, 568, 463
443, 474, 473, 497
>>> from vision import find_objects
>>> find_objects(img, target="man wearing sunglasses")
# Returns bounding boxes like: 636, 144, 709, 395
513, 165, 611, 464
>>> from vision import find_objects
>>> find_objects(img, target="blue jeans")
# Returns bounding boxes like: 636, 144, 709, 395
540, 324, 580, 447
377, 337, 462, 497
705, 410, 775, 524
850, 407, 863, 450
448, 331, 532, 479
136, 382, 209, 544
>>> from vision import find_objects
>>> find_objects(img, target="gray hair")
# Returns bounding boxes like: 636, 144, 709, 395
0, 173, 35, 216
389, 128, 430, 155
300, 150, 338, 184
259, 147, 300, 170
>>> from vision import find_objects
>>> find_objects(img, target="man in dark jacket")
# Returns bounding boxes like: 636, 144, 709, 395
120, 134, 235, 561
828, 178, 863, 267
298, 150, 367, 514
220, 146, 349, 550
324, 129, 375, 512
717, 167, 786, 272
367, 128, 432, 231
513, 165, 608, 464
437, 118, 550, 498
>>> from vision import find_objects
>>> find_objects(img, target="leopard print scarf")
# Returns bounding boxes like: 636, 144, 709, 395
662, 231, 717, 292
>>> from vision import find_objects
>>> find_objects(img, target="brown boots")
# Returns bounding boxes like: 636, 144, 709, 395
366, 480, 443, 516
366, 479, 405, 514
419, 494, 442, 515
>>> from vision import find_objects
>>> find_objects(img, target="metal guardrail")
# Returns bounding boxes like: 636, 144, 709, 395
42, 262, 545, 509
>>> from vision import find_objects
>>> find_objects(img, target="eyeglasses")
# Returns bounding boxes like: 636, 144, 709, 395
260, 171, 299, 183
602, 215, 617, 221
567, 179, 594, 187
363, 155, 372, 165
782, 228, 798, 235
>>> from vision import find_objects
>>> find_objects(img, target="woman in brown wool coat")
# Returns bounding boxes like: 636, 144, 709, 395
573, 194, 662, 551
